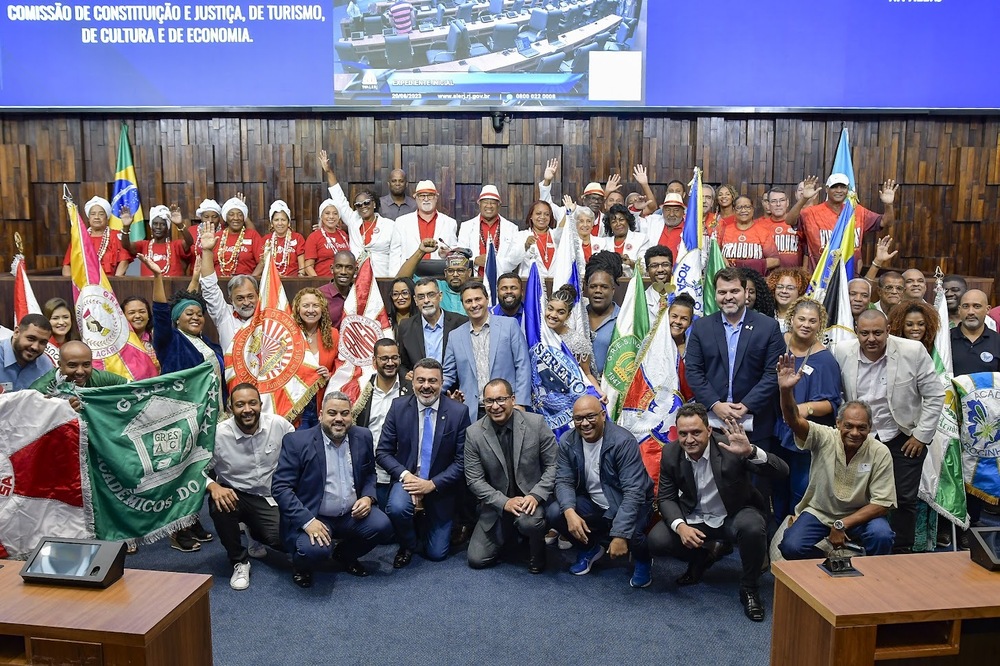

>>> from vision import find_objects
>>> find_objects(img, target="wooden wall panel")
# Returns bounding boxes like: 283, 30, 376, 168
2, 112, 999, 284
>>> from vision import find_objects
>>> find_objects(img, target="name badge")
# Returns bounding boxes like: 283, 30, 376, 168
0, 382, 12, 393
265, 496, 278, 507
242, 239, 254, 246
859, 463, 872, 473
982, 351, 995, 363
801, 364, 814, 376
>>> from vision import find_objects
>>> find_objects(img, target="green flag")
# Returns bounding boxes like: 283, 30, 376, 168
702, 237, 727, 316
80, 363, 220, 542
602, 269, 649, 420
111, 122, 146, 242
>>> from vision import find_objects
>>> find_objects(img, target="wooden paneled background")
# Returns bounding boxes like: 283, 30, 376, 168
1, 113, 998, 280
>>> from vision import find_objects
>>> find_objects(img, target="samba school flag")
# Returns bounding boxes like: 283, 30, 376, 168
602, 267, 649, 420
0, 391, 92, 558
110, 122, 145, 241
672, 167, 705, 317
227, 248, 323, 421
325, 257, 393, 403
956, 373, 1000, 507
67, 194, 157, 381
11, 250, 60, 364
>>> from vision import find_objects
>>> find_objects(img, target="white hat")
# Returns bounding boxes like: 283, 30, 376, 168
415, 180, 438, 195
84, 196, 112, 219
148, 205, 171, 221
318, 199, 338, 218
478, 185, 501, 202
269, 200, 291, 220
583, 182, 604, 196
221, 197, 249, 219
826, 173, 850, 188
662, 192, 686, 208
195, 199, 222, 216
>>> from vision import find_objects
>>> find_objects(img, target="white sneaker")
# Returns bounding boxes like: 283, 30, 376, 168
230, 562, 251, 591
558, 536, 572, 550
247, 538, 267, 559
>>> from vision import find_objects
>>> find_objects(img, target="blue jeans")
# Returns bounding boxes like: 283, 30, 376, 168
546, 494, 651, 563
779, 511, 894, 560
773, 446, 811, 522
386, 482, 454, 561
297, 400, 318, 430
293, 508, 393, 571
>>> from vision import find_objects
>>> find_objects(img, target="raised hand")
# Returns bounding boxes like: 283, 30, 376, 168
605, 173, 621, 194
718, 417, 753, 458
318, 149, 331, 173
120, 208, 133, 228
776, 352, 803, 390
874, 235, 897, 265
798, 175, 820, 200
236, 191, 247, 204
169, 204, 184, 227
543, 157, 559, 183
879, 179, 899, 205
562, 194, 576, 212
632, 164, 649, 186
136, 253, 162, 277
200, 220, 218, 251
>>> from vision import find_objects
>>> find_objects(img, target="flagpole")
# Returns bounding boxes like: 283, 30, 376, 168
13, 232, 24, 256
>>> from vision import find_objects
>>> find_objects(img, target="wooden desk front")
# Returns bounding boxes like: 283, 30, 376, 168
771, 551, 1000, 665
0, 565, 212, 666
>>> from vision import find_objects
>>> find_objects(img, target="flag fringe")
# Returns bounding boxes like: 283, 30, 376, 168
917, 490, 971, 530
965, 483, 999, 505
79, 419, 96, 539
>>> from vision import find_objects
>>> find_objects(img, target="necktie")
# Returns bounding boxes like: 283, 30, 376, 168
420, 407, 434, 479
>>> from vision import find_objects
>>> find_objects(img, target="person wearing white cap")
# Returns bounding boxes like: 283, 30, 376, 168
785, 173, 899, 272
537, 157, 617, 237
180, 198, 224, 256
643, 191, 687, 261
61, 196, 130, 277
319, 150, 395, 277
258, 200, 306, 277
390, 179, 457, 275
121, 204, 193, 276
212, 196, 263, 277
457, 185, 521, 275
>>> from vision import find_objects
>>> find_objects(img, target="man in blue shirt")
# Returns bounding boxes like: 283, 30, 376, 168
0, 314, 54, 393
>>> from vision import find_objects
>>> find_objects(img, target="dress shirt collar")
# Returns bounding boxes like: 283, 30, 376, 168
322, 429, 349, 449
722, 309, 747, 331
858, 348, 887, 365
418, 399, 440, 415
373, 376, 401, 396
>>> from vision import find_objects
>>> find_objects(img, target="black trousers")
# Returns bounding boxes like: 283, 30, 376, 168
647, 506, 767, 590
208, 487, 282, 564
880, 431, 927, 552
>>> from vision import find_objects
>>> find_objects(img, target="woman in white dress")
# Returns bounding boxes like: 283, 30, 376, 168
517, 200, 560, 279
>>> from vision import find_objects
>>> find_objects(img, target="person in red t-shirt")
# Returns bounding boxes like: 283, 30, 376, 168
645, 192, 685, 261
213, 197, 262, 277
718, 196, 779, 276
122, 204, 192, 277
259, 200, 306, 277
304, 199, 351, 277
786, 173, 899, 272
760, 187, 803, 269
62, 196, 130, 276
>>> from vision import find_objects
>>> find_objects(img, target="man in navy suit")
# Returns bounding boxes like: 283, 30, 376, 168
271, 391, 393, 588
376, 358, 472, 568
684, 266, 785, 450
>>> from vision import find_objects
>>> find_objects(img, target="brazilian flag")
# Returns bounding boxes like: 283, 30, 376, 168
110, 122, 145, 241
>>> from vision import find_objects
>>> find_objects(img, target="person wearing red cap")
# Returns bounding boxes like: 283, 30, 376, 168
785, 173, 899, 272
457, 185, 521, 276
390, 179, 457, 275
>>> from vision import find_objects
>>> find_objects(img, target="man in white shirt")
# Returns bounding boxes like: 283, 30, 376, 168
199, 222, 258, 352
457, 185, 521, 275
389, 180, 457, 275
207, 384, 294, 590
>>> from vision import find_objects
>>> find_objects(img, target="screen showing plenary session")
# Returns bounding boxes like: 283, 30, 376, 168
0, 0, 996, 110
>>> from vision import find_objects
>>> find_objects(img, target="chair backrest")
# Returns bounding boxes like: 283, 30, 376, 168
614, 21, 629, 44
489, 0, 504, 14
436, 4, 445, 24
512, 0, 525, 12
335, 41, 357, 62
492, 22, 519, 50
363, 15, 383, 35
545, 9, 564, 36
535, 52, 563, 72
571, 41, 598, 72
446, 19, 467, 53
457, 2, 473, 22
528, 8, 548, 31
385, 34, 413, 67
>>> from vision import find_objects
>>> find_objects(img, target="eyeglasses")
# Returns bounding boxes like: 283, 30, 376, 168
647, 261, 672, 271
572, 412, 603, 425
881, 286, 904, 293
734, 205, 754, 212
774, 285, 798, 292
483, 396, 512, 406
391, 291, 410, 298
444, 268, 468, 275
414, 292, 440, 301
376, 355, 401, 363
353, 199, 373, 209
416, 194, 436, 200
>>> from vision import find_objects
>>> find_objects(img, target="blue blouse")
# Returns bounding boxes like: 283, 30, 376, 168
152, 301, 226, 401
774, 348, 843, 452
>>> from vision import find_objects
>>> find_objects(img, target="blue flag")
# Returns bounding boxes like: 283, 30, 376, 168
832, 127, 856, 193
484, 241, 498, 307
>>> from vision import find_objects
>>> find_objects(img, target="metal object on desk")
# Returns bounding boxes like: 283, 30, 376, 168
819, 541, 865, 578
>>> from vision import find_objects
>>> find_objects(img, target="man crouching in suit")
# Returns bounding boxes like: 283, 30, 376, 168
376, 357, 472, 568
465, 378, 558, 574
647, 403, 789, 622
271, 391, 394, 588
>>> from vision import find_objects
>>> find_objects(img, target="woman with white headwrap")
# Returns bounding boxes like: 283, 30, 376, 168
303, 195, 351, 277
61, 196, 130, 276
120, 205, 193, 276
212, 196, 263, 277
257, 200, 306, 277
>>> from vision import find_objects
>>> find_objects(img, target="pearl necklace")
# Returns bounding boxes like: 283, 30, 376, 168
217, 227, 245, 276
94, 227, 110, 262
268, 231, 292, 273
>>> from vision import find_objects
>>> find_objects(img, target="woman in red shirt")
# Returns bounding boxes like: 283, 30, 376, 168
259, 200, 306, 276
122, 205, 192, 276
61, 196, 129, 276
304, 200, 351, 277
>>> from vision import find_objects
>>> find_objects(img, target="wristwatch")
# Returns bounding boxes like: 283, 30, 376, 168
807, 404, 815, 416
832, 519, 846, 531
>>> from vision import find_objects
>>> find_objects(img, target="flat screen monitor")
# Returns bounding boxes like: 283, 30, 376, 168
20, 538, 127, 588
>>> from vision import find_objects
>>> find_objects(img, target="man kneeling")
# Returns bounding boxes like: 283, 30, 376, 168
776, 353, 896, 560
648, 403, 789, 622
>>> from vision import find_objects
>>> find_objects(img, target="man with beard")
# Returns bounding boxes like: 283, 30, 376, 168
397, 279, 467, 376
389, 180, 458, 276
490, 272, 524, 324
319, 250, 358, 329
643, 245, 673, 321
31, 341, 126, 408
396, 243, 472, 316
354, 338, 413, 508
379, 168, 416, 220
208, 384, 294, 590
121, 204, 192, 276
199, 222, 259, 351
644, 193, 686, 262
377, 358, 471, 567
273, 391, 393, 588
0, 314, 54, 392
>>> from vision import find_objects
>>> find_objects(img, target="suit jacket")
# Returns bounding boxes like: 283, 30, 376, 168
657, 433, 789, 527
458, 216, 522, 275
554, 421, 652, 540
354, 374, 413, 429
464, 410, 558, 530
375, 393, 471, 494
831, 335, 945, 443
397, 309, 468, 376
684, 308, 785, 443
443, 314, 532, 422
271, 425, 378, 552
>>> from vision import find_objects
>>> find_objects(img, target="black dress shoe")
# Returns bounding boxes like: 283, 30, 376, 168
528, 554, 546, 574
740, 587, 765, 622
675, 559, 707, 586
393, 547, 413, 569
292, 569, 313, 588
451, 524, 473, 547
342, 560, 371, 577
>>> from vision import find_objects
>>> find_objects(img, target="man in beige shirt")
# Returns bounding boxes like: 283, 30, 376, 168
774, 353, 896, 560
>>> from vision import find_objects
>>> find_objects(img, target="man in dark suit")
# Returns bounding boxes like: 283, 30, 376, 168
376, 357, 472, 567
397, 278, 467, 377
648, 403, 789, 622
464, 379, 558, 574
685, 266, 785, 449
548, 395, 653, 588
271, 391, 393, 588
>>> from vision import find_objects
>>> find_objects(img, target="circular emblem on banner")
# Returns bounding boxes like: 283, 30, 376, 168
963, 393, 1000, 459
339, 314, 382, 366
75, 285, 128, 359
232, 308, 304, 393
0, 451, 13, 505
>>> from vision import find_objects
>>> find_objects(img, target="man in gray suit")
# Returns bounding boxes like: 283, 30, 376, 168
464, 379, 558, 574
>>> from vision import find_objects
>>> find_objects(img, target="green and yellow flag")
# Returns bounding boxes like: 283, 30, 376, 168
110, 122, 145, 241
602, 269, 649, 420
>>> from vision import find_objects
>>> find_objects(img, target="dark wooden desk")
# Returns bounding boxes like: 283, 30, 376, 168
771, 552, 1000, 665
0, 565, 212, 666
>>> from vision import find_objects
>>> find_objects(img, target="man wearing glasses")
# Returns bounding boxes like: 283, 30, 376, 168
873, 272, 905, 315
547, 395, 654, 588
761, 187, 803, 270
464, 379, 558, 574
390, 180, 458, 276
397, 278, 468, 377
457, 185, 521, 276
